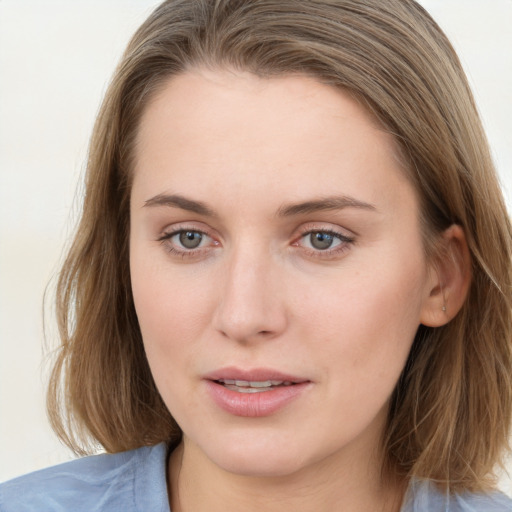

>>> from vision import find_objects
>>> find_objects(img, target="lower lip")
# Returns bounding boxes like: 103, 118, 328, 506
204, 380, 310, 417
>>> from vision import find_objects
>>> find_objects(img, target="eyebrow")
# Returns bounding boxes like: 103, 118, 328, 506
144, 193, 216, 217
143, 193, 377, 217
276, 196, 377, 217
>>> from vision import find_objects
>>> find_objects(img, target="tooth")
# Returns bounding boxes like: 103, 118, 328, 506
249, 380, 272, 388
238, 386, 271, 393
235, 380, 249, 387
225, 385, 272, 393
271, 380, 283, 386
242, 387, 267, 393
223, 379, 236, 385
283, 381, 292, 386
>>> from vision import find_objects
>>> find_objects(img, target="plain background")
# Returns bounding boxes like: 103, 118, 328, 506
1, 0, 511, 494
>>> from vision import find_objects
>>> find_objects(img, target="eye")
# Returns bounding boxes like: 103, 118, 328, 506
304, 231, 341, 250
177, 230, 205, 249
293, 227, 355, 259
158, 227, 218, 257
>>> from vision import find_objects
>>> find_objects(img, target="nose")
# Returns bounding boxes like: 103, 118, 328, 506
212, 244, 288, 344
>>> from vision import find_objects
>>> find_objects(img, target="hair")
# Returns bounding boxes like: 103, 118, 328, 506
47, 0, 512, 494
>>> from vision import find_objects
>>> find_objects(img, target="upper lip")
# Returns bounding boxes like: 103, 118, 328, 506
204, 367, 310, 384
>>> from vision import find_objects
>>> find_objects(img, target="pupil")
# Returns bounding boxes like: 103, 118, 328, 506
311, 232, 333, 250
179, 231, 202, 249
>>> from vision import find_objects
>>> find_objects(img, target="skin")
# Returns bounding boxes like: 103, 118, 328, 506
129, 69, 464, 512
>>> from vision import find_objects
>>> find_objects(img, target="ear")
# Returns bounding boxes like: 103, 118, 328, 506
420, 225, 472, 327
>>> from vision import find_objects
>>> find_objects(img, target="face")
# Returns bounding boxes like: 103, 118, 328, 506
130, 69, 436, 478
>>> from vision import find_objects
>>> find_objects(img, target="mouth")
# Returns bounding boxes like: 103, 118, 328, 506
205, 370, 311, 417
214, 379, 296, 393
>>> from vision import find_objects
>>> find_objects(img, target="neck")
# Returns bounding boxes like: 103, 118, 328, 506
168, 436, 406, 512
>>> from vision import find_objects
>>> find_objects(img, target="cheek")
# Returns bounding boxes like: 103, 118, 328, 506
130, 252, 216, 417
297, 253, 427, 383
130, 247, 214, 364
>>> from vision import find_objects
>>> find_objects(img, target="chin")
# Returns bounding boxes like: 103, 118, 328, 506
213, 448, 307, 478
194, 429, 321, 479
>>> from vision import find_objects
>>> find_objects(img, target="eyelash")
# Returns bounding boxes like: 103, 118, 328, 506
294, 228, 355, 259
157, 226, 216, 259
157, 226, 355, 260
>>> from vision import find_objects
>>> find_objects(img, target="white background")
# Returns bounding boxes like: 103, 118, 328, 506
1, 0, 511, 494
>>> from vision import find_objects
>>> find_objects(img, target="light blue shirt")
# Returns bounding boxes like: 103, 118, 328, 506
1, 443, 511, 511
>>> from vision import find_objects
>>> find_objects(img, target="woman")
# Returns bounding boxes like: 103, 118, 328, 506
1, 0, 511, 510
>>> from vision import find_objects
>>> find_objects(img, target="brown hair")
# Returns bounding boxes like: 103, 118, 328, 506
47, 0, 512, 493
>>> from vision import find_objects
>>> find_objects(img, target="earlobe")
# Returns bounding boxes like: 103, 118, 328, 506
420, 225, 472, 327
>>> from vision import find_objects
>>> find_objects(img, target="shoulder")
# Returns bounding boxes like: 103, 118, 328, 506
402, 479, 512, 511
0, 443, 170, 512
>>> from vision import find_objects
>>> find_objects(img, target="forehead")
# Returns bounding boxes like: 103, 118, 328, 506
131, 69, 414, 214
135, 68, 388, 152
